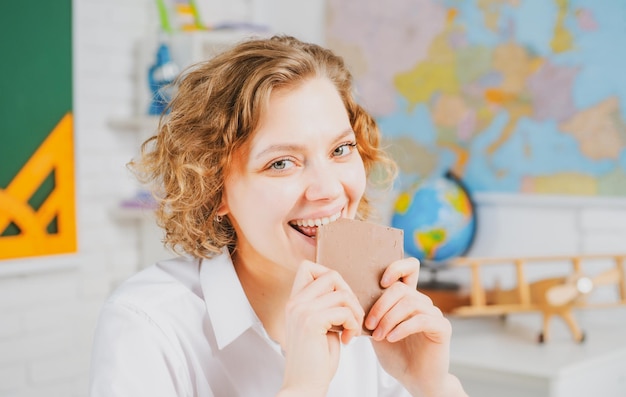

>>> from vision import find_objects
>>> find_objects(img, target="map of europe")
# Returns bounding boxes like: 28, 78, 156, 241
326, 0, 626, 196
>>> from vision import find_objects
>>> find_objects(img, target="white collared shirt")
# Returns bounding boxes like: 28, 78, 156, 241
89, 249, 410, 396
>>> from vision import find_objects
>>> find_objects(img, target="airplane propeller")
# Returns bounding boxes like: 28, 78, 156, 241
545, 267, 620, 307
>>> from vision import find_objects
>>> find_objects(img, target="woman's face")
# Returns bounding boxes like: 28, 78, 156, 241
221, 77, 367, 271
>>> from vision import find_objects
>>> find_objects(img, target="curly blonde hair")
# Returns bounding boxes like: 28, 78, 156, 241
131, 35, 396, 259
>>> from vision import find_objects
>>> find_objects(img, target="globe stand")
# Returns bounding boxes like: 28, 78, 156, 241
419, 261, 460, 291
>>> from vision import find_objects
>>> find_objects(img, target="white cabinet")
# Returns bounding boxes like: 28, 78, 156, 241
108, 115, 174, 269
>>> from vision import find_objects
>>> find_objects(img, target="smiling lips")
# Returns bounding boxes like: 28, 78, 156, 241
289, 212, 342, 238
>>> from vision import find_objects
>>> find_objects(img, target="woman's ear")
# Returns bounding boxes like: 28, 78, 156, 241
214, 201, 228, 224
216, 195, 229, 217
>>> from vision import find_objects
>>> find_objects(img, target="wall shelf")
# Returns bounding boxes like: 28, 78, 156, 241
108, 115, 161, 133
110, 206, 156, 221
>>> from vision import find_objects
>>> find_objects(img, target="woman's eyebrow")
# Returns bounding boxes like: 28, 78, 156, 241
335, 128, 356, 140
254, 143, 305, 160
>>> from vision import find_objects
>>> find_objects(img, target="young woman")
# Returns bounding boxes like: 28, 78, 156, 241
90, 35, 467, 397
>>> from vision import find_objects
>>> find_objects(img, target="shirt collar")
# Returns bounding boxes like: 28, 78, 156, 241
200, 247, 260, 350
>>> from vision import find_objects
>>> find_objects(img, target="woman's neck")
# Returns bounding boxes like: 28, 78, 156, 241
231, 250, 294, 348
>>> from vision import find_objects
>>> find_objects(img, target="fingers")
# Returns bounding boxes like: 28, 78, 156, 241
288, 260, 364, 340
365, 282, 447, 342
292, 291, 363, 333
380, 257, 420, 288
382, 312, 452, 343
290, 260, 333, 295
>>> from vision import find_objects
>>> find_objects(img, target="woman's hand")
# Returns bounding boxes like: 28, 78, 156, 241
279, 260, 364, 397
365, 257, 467, 397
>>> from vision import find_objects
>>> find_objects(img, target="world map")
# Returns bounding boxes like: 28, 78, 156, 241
326, 0, 626, 196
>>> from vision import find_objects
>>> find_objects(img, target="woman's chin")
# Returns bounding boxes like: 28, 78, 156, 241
291, 229, 317, 265
301, 239, 318, 262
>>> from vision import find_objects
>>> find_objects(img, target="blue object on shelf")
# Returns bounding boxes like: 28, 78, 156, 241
148, 43, 179, 115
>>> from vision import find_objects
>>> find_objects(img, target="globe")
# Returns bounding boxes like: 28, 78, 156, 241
391, 171, 477, 269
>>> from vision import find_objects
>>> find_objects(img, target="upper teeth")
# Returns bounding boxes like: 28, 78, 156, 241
292, 212, 341, 227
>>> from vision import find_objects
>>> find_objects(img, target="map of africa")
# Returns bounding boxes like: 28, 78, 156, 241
326, 0, 626, 196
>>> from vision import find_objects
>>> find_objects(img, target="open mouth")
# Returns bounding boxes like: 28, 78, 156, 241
289, 212, 342, 239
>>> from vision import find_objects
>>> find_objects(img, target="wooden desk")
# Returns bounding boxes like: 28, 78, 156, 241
449, 309, 626, 397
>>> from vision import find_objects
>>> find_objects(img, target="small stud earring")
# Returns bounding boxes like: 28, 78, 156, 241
215, 214, 223, 223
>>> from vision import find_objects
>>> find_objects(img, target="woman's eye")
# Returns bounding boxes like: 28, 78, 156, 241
270, 159, 294, 170
333, 143, 357, 157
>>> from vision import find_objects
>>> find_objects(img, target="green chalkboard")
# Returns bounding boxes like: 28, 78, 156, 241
0, 1, 71, 236
0, 1, 72, 188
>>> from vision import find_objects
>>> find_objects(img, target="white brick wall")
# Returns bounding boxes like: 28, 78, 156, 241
1, 1, 625, 396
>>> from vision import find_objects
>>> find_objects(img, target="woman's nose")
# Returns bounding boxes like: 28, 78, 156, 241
304, 161, 343, 201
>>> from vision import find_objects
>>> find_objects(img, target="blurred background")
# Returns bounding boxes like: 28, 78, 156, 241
1, 0, 626, 396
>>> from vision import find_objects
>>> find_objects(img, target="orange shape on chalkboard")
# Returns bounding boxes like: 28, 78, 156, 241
0, 113, 77, 260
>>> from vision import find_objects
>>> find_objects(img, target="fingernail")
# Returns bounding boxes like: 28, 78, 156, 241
386, 331, 398, 342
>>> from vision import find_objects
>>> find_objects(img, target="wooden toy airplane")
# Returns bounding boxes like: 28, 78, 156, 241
447, 254, 626, 343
